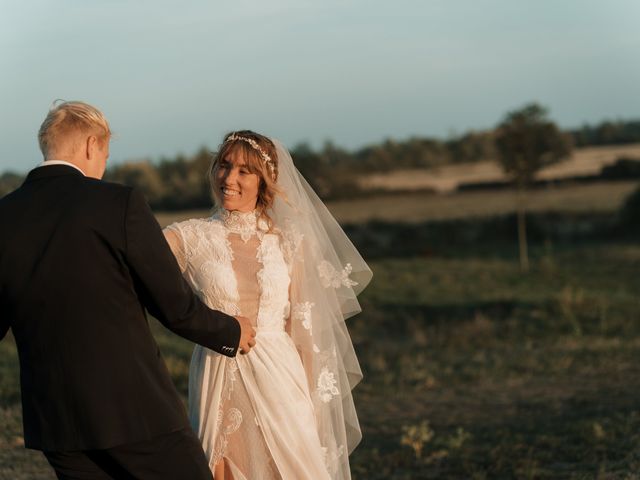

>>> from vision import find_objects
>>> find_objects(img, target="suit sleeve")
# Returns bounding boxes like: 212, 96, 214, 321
0, 286, 7, 340
123, 188, 240, 357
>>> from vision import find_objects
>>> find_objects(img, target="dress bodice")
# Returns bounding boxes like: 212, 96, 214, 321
165, 210, 291, 331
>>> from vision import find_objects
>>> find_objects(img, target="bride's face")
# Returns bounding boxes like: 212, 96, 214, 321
215, 149, 260, 212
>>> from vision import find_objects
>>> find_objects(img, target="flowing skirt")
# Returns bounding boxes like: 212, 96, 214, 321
189, 329, 331, 480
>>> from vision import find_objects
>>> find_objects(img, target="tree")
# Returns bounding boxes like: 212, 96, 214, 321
0, 172, 24, 197
156, 149, 211, 210
495, 103, 573, 272
105, 160, 165, 206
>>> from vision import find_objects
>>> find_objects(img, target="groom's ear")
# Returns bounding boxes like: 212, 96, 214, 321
85, 135, 98, 159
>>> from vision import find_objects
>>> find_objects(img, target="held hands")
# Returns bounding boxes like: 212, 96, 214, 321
236, 316, 256, 355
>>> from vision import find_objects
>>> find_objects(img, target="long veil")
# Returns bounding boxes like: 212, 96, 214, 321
269, 139, 372, 479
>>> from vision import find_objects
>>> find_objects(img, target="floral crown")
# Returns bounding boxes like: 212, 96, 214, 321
225, 133, 276, 181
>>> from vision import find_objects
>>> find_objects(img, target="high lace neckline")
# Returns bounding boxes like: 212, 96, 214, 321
220, 209, 264, 242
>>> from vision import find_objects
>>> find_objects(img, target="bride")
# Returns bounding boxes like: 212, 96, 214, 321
163, 131, 371, 479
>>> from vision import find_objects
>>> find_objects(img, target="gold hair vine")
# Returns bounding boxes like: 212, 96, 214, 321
226, 133, 276, 181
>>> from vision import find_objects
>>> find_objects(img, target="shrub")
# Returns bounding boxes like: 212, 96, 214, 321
600, 157, 640, 179
619, 184, 640, 232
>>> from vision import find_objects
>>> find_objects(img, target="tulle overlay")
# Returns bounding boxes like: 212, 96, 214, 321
190, 332, 331, 479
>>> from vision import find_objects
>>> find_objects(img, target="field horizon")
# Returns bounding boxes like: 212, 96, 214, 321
155, 179, 638, 227
358, 143, 640, 194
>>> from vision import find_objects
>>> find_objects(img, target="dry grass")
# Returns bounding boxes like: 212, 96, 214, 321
3, 244, 639, 478
359, 143, 640, 193
155, 181, 639, 226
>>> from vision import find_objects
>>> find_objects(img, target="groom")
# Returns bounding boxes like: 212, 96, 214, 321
0, 101, 256, 479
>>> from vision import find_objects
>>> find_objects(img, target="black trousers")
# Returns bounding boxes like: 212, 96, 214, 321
43, 427, 212, 480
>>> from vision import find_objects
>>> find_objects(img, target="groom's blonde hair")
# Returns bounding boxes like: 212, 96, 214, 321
38, 100, 111, 157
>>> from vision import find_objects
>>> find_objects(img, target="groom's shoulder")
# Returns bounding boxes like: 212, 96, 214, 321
85, 177, 131, 193
80, 177, 135, 202
70, 178, 144, 218
0, 188, 22, 217
0, 177, 136, 219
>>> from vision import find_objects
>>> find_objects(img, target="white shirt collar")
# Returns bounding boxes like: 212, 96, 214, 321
38, 160, 86, 176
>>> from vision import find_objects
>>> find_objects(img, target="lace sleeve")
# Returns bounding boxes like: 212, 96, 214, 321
163, 226, 188, 273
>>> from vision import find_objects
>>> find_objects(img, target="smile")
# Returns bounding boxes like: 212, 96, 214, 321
222, 188, 240, 197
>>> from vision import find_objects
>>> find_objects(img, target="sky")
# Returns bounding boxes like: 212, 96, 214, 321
1, 0, 639, 172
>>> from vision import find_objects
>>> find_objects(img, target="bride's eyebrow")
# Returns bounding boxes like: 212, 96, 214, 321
221, 156, 248, 168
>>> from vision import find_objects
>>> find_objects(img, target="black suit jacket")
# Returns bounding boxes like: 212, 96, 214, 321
0, 165, 240, 451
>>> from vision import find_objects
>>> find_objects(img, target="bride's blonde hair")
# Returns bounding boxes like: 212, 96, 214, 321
209, 130, 282, 229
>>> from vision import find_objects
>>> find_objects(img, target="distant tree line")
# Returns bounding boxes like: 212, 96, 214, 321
2, 117, 640, 204
570, 120, 640, 147
103, 148, 212, 210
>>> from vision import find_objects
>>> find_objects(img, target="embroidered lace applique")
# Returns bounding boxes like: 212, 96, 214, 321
317, 261, 358, 288
212, 359, 243, 464
279, 219, 304, 267
293, 302, 315, 333
225, 360, 239, 399
224, 408, 243, 434
221, 209, 264, 243
166, 218, 203, 264
322, 444, 346, 471
213, 407, 243, 463
317, 366, 340, 403
255, 235, 290, 330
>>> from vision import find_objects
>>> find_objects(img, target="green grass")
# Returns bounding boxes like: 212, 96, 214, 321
348, 244, 640, 479
1, 242, 639, 478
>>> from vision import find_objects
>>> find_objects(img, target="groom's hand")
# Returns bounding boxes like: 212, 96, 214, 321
236, 316, 256, 354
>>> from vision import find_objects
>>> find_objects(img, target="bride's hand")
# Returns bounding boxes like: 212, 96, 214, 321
236, 316, 256, 354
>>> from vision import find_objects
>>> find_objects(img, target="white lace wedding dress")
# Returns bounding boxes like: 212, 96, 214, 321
165, 209, 332, 480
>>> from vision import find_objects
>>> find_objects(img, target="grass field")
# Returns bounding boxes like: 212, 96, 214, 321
154, 180, 638, 226
351, 245, 640, 478
1, 181, 639, 479
1, 242, 639, 478
359, 143, 640, 193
